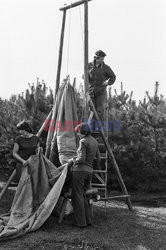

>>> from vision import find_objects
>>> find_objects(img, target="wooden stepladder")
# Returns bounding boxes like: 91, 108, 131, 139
87, 94, 133, 211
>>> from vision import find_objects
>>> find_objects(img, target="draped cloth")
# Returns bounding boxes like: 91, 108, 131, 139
0, 81, 78, 240
46, 81, 78, 165
0, 150, 68, 240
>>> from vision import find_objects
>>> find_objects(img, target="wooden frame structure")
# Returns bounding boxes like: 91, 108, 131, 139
0, 0, 133, 212
56, 0, 132, 210
56, 0, 91, 117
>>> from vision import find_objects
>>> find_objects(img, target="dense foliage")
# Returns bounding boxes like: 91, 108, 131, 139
0, 80, 166, 192
0, 78, 53, 173
107, 82, 166, 192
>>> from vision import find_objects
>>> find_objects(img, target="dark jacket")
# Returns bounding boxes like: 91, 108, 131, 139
88, 61, 116, 92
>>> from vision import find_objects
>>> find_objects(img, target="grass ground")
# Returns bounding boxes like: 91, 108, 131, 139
0, 186, 166, 250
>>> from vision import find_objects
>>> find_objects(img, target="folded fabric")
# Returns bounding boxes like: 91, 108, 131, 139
0, 151, 68, 240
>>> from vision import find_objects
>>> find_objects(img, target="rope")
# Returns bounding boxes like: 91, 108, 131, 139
66, 2, 72, 76
65, 4, 84, 76
78, 6, 84, 50
78, 5, 86, 120
65, 3, 85, 120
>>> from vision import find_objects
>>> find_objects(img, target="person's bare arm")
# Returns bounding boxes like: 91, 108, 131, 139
13, 143, 28, 166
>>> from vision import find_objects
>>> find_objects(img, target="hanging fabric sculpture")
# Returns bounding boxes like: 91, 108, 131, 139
45, 80, 78, 165
0, 150, 68, 240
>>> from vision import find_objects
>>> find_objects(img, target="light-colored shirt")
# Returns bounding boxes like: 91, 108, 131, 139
73, 135, 100, 172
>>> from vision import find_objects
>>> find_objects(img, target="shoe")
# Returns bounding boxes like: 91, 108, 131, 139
72, 223, 87, 228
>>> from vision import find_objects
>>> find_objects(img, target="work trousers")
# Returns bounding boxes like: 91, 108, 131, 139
72, 170, 92, 227
89, 86, 107, 121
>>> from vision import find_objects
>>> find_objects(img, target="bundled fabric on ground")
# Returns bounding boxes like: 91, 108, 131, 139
0, 150, 68, 240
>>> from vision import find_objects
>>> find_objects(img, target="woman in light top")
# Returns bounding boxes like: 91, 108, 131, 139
70, 122, 100, 228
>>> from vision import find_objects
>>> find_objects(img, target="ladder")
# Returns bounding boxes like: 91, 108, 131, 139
87, 94, 133, 211
87, 110, 108, 199
91, 123, 109, 199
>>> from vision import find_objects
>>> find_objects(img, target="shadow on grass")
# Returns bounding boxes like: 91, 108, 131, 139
131, 194, 166, 208
0, 190, 166, 249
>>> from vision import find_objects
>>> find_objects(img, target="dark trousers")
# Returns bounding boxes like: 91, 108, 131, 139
61, 164, 73, 195
72, 171, 92, 227
89, 86, 107, 121
14, 162, 23, 183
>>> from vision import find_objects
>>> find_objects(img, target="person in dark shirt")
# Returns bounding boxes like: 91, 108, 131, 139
69, 122, 100, 227
13, 120, 40, 183
88, 50, 116, 120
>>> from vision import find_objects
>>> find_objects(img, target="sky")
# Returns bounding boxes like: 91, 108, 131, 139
0, 0, 165, 101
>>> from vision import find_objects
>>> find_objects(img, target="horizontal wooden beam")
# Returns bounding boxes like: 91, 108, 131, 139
99, 195, 131, 201
60, 0, 92, 11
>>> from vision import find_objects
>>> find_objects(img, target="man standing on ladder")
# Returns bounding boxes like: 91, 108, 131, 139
88, 50, 116, 121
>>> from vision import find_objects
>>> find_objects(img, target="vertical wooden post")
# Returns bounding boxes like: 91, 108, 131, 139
55, 10, 67, 97
45, 10, 67, 158
84, 0, 89, 118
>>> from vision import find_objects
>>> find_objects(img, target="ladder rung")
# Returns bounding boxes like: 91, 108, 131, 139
93, 170, 107, 173
91, 183, 106, 187
101, 153, 107, 157
98, 143, 105, 147
94, 154, 107, 160
99, 195, 131, 201
92, 187, 106, 190
94, 157, 107, 160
